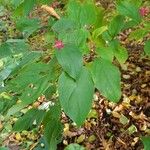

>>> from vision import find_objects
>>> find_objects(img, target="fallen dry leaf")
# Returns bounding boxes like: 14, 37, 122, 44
41, 5, 60, 19
129, 111, 147, 120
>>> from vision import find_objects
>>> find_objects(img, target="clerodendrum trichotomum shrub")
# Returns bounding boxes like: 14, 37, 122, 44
0, 0, 150, 149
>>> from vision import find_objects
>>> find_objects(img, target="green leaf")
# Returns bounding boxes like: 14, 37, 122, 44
13, 109, 45, 131
123, 20, 139, 30
117, 1, 141, 23
52, 18, 78, 33
102, 31, 112, 42
0, 40, 31, 83
0, 58, 19, 83
79, 2, 98, 27
127, 124, 137, 134
6, 77, 50, 116
92, 26, 108, 39
44, 84, 56, 100
129, 29, 148, 41
7, 62, 49, 92
0, 95, 16, 114
58, 29, 89, 49
0, 39, 29, 58
110, 40, 128, 64
6, 58, 59, 116
58, 67, 94, 126
96, 47, 114, 62
128, 0, 142, 7
44, 119, 63, 150
115, 46, 128, 64
13, 0, 36, 17
0, 147, 9, 150
42, 101, 61, 126
53, 18, 89, 52
144, 40, 150, 56
66, 0, 81, 26
16, 18, 41, 38
91, 58, 121, 102
67, 1, 99, 28
56, 44, 83, 79
10, 51, 42, 76
108, 15, 125, 37
141, 136, 150, 150
11, 0, 24, 8
65, 144, 85, 150
34, 137, 49, 150
0, 52, 41, 84
36, 0, 54, 5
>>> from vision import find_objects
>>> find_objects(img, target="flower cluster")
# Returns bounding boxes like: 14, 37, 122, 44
139, 7, 149, 17
54, 40, 64, 49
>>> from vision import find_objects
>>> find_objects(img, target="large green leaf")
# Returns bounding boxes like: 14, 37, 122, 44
114, 46, 128, 64
53, 18, 89, 52
0, 147, 9, 150
7, 62, 50, 91
36, 0, 54, 5
11, 0, 24, 8
6, 58, 59, 116
141, 137, 150, 150
9, 51, 42, 76
44, 119, 63, 150
65, 144, 85, 150
123, 20, 139, 30
42, 101, 61, 126
144, 40, 150, 56
52, 18, 78, 33
58, 67, 94, 126
110, 40, 128, 64
129, 28, 148, 41
117, 1, 141, 23
0, 39, 29, 58
96, 47, 114, 62
67, 0, 99, 28
0, 39, 32, 83
91, 58, 121, 102
0, 58, 19, 83
13, 109, 45, 131
34, 137, 49, 150
92, 26, 108, 40
16, 18, 41, 38
128, 0, 142, 7
102, 31, 113, 42
108, 15, 125, 37
67, 0, 81, 26
7, 76, 50, 116
79, 2, 98, 27
13, 0, 36, 17
58, 29, 89, 49
56, 44, 83, 79
0, 51, 41, 84
0, 94, 16, 114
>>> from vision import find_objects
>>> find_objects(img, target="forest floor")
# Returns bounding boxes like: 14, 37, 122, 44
0, 1, 150, 150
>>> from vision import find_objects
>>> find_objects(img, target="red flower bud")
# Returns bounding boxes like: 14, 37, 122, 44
139, 7, 149, 17
54, 40, 64, 49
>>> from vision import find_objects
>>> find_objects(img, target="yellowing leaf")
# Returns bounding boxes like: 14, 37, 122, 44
77, 134, 85, 143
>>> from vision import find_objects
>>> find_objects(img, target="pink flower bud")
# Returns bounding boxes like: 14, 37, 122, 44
54, 40, 64, 49
139, 7, 149, 17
